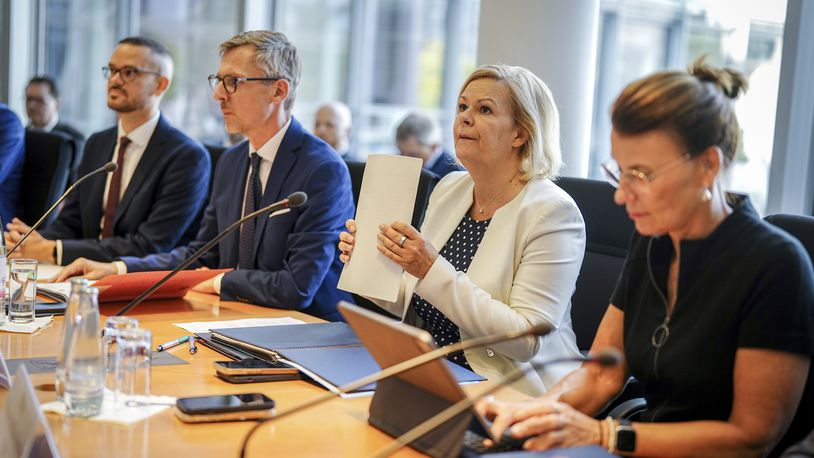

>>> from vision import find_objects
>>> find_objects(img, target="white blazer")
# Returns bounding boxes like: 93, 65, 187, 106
371, 172, 585, 396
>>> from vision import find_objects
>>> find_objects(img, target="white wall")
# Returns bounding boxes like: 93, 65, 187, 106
476, 0, 600, 177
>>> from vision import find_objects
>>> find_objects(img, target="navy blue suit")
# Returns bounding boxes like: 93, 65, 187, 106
427, 149, 463, 178
0, 104, 25, 224
121, 118, 354, 321
41, 114, 210, 264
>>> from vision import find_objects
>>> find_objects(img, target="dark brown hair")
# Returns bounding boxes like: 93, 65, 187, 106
611, 57, 748, 166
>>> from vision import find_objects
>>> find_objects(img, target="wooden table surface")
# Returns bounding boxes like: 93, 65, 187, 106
0, 292, 522, 458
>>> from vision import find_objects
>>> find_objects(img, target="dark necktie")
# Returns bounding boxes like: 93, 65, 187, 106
239, 152, 262, 269
102, 136, 131, 238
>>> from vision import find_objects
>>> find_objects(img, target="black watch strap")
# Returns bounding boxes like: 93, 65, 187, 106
616, 418, 636, 452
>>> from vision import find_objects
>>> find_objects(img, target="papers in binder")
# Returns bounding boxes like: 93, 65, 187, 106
337, 154, 423, 302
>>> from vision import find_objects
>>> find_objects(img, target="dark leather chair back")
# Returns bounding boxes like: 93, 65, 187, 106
556, 177, 635, 350
345, 160, 440, 229
765, 213, 814, 260
203, 143, 228, 196
21, 131, 74, 227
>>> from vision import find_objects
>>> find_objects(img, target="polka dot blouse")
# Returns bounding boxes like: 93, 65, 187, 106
409, 214, 491, 370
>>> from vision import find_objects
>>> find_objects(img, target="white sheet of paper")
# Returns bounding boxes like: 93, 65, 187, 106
36, 264, 61, 281
172, 317, 305, 334
0, 316, 53, 334
337, 154, 423, 302
40, 390, 176, 425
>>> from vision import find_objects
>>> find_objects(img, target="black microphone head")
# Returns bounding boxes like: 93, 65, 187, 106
286, 192, 307, 208
104, 161, 118, 173
593, 348, 624, 367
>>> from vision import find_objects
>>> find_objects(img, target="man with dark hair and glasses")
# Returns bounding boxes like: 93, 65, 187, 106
6, 36, 209, 267
55, 31, 354, 321
24, 75, 86, 181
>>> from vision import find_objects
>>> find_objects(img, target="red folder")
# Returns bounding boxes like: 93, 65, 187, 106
93, 269, 232, 302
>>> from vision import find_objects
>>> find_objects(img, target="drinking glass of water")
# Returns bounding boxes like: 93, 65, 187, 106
8, 259, 38, 323
103, 316, 139, 396
115, 328, 152, 409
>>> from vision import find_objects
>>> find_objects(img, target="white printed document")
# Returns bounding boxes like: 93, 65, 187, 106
338, 154, 423, 302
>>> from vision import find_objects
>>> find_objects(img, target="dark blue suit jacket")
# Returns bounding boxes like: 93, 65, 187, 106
41, 114, 210, 264
121, 118, 354, 321
0, 104, 25, 224
427, 149, 463, 178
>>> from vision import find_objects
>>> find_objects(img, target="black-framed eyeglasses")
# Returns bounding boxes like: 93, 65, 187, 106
600, 153, 693, 191
207, 74, 284, 94
102, 65, 162, 82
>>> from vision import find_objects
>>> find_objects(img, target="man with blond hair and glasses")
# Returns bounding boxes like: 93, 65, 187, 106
56, 31, 354, 321
6, 36, 210, 266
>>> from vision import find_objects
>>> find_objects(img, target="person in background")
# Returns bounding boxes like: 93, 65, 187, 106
25, 76, 86, 181
339, 65, 585, 395
314, 101, 354, 160
396, 112, 463, 178
0, 103, 25, 225
479, 59, 814, 457
6, 37, 210, 266
54, 30, 355, 322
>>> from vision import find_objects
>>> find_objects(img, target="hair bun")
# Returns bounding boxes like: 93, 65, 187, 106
689, 56, 748, 99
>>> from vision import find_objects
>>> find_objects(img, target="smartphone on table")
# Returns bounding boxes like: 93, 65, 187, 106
213, 359, 298, 376
175, 393, 275, 423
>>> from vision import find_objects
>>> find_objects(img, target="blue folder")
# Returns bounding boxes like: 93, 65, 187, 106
210, 322, 485, 394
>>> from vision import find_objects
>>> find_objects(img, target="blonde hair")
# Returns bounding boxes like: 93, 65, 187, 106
612, 56, 748, 166
460, 64, 562, 181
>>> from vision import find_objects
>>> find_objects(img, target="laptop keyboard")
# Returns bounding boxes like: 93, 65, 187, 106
462, 430, 525, 454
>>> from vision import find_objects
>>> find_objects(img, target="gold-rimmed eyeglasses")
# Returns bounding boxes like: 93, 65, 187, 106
601, 153, 693, 191
207, 74, 284, 94
102, 65, 161, 82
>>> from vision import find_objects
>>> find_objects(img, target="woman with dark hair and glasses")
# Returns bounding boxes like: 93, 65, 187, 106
479, 58, 814, 457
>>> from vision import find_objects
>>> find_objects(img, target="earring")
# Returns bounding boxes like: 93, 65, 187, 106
702, 187, 712, 202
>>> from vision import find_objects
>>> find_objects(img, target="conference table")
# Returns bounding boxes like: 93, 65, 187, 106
0, 290, 530, 458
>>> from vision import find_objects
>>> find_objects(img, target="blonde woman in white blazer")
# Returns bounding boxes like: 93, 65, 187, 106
339, 65, 585, 396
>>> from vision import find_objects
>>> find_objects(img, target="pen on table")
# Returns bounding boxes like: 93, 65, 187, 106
156, 335, 189, 352
188, 335, 197, 355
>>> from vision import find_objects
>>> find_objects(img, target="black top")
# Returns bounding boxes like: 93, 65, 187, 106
409, 214, 491, 369
611, 195, 814, 454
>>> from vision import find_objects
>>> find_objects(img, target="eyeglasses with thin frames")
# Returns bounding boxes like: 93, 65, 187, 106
102, 66, 162, 82
207, 74, 284, 94
601, 153, 693, 191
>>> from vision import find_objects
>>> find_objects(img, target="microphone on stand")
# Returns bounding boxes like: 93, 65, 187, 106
238, 322, 555, 457
370, 348, 624, 458
112, 191, 308, 317
7, 161, 118, 256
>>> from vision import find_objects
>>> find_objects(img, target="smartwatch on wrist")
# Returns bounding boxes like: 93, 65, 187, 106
615, 418, 636, 453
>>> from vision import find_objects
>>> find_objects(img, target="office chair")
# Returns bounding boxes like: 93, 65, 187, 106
555, 176, 644, 419
555, 176, 635, 351
765, 213, 814, 259
203, 143, 228, 196
20, 130, 74, 228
